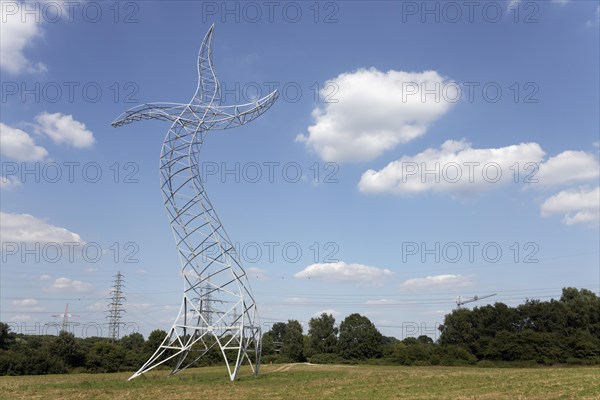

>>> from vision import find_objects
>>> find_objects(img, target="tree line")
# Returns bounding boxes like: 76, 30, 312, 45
1, 287, 598, 375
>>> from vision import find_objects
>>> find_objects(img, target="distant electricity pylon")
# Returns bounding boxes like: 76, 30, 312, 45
456, 293, 497, 309
106, 271, 126, 340
52, 304, 79, 333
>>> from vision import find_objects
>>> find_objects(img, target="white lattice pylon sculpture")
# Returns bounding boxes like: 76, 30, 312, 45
112, 25, 278, 381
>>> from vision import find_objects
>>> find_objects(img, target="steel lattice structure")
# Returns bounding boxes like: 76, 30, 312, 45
112, 25, 278, 381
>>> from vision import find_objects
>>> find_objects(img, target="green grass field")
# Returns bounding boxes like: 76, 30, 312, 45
1, 364, 599, 399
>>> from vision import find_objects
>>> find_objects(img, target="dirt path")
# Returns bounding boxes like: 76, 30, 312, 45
269, 363, 315, 373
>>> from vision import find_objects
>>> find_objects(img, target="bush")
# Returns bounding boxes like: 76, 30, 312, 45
435, 345, 477, 366
566, 357, 600, 365
476, 360, 497, 368
261, 354, 292, 364
309, 353, 346, 364
85, 342, 125, 373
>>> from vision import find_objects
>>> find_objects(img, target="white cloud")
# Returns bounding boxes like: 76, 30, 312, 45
425, 310, 449, 316
0, 175, 22, 190
86, 302, 106, 312
535, 151, 599, 187
0, 114, 95, 166
359, 139, 545, 195
47, 277, 93, 293
586, 5, 600, 28
84, 267, 97, 273
34, 112, 95, 148
0, 5, 46, 74
507, 0, 520, 11
12, 298, 43, 312
40, 274, 51, 281
0, 123, 48, 161
0, 212, 83, 243
12, 315, 32, 322
313, 309, 340, 318
297, 68, 454, 163
294, 261, 394, 286
400, 274, 473, 290
541, 186, 599, 226
12, 298, 38, 307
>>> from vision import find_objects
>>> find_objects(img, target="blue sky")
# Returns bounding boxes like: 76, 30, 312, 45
1, 0, 599, 340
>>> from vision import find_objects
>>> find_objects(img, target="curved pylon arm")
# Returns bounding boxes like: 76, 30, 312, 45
194, 23, 221, 106
111, 103, 191, 128
204, 90, 279, 130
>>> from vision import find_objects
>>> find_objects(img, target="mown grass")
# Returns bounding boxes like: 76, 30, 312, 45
1, 364, 599, 399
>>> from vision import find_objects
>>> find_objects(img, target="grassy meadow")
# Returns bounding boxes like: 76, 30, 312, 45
1, 363, 599, 400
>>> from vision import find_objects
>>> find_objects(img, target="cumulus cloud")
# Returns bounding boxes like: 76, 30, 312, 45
0, 4, 46, 74
359, 139, 545, 195
0, 114, 95, 169
296, 68, 454, 163
400, 274, 473, 290
12, 298, 44, 312
12, 315, 32, 322
541, 186, 599, 226
587, 5, 600, 28
294, 261, 394, 286
0, 175, 22, 190
12, 298, 38, 307
0, 123, 48, 161
47, 277, 93, 293
0, 212, 84, 243
535, 151, 599, 187
34, 112, 95, 148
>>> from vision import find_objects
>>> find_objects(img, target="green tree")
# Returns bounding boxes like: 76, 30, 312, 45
308, 313, 338, 355
416, 335, 434, 344
438, 308, 477, 354
86, 341, 125, 373
281, 320, 304, 362
144, 329, 166, 354
269, 322, 287, 343
120, 332, 145, 351
50, 331, 85, 368
0, 323, 16, 350
261, 332, 275, 356
560, 288, 600, 335
338, 313, 383, 360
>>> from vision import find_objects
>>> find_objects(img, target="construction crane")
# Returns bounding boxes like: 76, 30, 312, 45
52, 303, 80, 332
456, 293, 497, 309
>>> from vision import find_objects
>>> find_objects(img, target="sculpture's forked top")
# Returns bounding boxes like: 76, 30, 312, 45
110, 24, 279, 132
